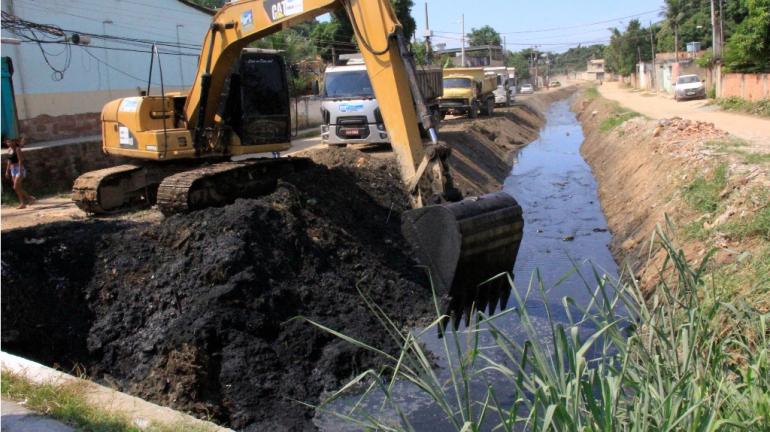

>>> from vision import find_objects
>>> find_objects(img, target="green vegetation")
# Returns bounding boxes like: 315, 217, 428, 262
723, 0, 770, 72
715, 97, 770, 118
585, 86, 600, 100
723, 189, 770, 241
599, 107, 641, 132
604, 20, 654, 76
467, 25, 501, 47
2, 371, 137, 431
682, 163, 729, 212
1, 371, 214, 432
313, 231, 770, 431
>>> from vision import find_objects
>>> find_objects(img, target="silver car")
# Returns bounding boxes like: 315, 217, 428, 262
519, 83, 534, 94
674, 75, 706, 101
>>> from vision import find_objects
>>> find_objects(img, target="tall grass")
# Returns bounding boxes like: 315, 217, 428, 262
683, 163, 729, 213
308, 228, 770, 431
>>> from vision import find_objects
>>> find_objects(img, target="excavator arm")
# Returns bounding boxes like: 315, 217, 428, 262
185, 0, 523, 322
185, 0, 444, 204
82, 0, 523, 323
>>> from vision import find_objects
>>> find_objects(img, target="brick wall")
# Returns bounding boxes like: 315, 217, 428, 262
720, 73, 770, 101
19, 113, 101, 143
1, 140, 129, 196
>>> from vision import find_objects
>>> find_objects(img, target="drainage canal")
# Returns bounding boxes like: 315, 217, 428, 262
316, 97, 620, 430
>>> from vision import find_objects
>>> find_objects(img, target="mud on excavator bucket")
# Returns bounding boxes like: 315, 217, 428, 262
402, 191, 523, 327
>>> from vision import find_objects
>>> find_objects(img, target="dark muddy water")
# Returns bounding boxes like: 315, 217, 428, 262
316, 98, 620, 430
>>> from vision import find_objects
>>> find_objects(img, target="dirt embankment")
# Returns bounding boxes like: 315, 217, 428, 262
1, 89, 574, 431
439, 87, 578, 197
575, 89, 769, 309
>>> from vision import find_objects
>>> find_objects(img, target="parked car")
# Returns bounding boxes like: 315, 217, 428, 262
550, 80, 561, 87
519, 83, 534, 94
674, 74, 706, 101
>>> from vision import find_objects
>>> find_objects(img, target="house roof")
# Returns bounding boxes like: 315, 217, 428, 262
177, 0, 216, 15
434, 45, 503, 55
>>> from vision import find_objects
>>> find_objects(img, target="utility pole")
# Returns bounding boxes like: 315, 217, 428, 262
102, 20, 113, 98
534, 46, 539, 88
424, 1, 432, 62
460, 14, 465, 67
710, 0, 723, 59
503, 36, 507, 64
650, 21, 655, 89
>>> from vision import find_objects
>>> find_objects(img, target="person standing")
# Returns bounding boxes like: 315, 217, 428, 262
5, 136, 35, 209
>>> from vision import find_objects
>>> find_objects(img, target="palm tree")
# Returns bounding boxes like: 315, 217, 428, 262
662, 0, 685, 61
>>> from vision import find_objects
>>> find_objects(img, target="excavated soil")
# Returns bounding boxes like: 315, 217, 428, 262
3, 149, 431, 431
1, 89, 574, 430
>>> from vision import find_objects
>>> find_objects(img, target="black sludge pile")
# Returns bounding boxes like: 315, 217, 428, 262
1, 148, 432, 431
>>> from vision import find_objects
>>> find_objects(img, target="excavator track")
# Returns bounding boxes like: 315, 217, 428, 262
72, 165, 149, 214
156, 157, 311, 216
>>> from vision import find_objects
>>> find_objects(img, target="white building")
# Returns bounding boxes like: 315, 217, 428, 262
1, 0, 213, 141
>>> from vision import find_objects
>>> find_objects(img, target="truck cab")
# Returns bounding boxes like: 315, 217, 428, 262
484, 66, 516, 107
440, 68, 497, 118
320, 63, 389, 147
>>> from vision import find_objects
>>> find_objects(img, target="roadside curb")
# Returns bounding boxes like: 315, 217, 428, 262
1, 352, 233, 431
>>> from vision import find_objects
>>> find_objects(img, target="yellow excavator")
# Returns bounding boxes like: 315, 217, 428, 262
71, 0, 523, 315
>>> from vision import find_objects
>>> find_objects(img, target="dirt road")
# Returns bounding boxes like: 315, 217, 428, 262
0, 135, 324, 231
598, 82, 770, 145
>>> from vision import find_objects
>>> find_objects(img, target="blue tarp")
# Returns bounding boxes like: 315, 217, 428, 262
2, 56, 20, 141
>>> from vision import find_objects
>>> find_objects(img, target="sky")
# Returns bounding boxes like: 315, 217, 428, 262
412, 0, 666, 53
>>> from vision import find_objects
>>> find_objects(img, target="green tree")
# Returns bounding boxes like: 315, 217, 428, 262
410, 42, 427, 65
505, 50, 530, 80
661, 0, 685, 58
391, 0, 416, 42
723, 0, 770, 72
468, 25, 501, 47
605, 20, 651, 76
551, 44, 606, 75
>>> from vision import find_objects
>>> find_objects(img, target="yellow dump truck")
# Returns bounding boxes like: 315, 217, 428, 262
439, 68, 498, 119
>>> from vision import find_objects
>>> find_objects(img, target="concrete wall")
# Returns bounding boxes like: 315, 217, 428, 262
289, 96, 323, 131
1, 0, 210, 120
1, 139, 129, 196
720, 73, 770, 101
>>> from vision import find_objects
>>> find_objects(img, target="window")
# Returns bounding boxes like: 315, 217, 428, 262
324, 70, 374, 98
443, 78, 472, 89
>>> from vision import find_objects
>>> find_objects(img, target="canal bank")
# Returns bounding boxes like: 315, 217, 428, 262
316, 92, 622, 430
576, 88, 770, 303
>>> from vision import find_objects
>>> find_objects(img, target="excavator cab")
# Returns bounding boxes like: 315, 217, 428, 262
222, 50, 292, 147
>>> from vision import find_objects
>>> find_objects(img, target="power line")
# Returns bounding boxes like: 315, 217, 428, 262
433, 9, 659, 35
20, 40, 200, 57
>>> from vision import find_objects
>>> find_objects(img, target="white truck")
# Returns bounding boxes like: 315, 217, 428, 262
484, 66, 516, 107
320, 59, 442, 147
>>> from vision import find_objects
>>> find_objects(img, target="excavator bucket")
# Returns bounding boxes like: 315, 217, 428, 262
401, 191, 524, 326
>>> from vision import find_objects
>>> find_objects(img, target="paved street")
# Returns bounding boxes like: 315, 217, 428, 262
1, 399, 74, 432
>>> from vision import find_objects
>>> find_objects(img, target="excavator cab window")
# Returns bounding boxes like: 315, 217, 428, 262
237, 51, 291, 146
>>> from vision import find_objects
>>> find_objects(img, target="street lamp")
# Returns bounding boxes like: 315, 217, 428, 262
176, 24, 185, 91
102, 20, 114, 97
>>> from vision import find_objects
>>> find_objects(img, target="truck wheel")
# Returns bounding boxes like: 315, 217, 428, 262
469, 101, 479, 119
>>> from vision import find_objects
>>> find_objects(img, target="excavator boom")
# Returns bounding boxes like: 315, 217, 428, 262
75, 0, 524, 322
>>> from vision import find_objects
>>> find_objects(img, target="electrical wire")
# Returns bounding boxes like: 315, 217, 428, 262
433, 9, 660, 35
2, 11, 71, 80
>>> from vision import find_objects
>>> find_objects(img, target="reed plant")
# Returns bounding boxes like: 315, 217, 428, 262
308, 228, 770, 431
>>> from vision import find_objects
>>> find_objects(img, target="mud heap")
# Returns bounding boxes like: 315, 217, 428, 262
2, 148, 432, 431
